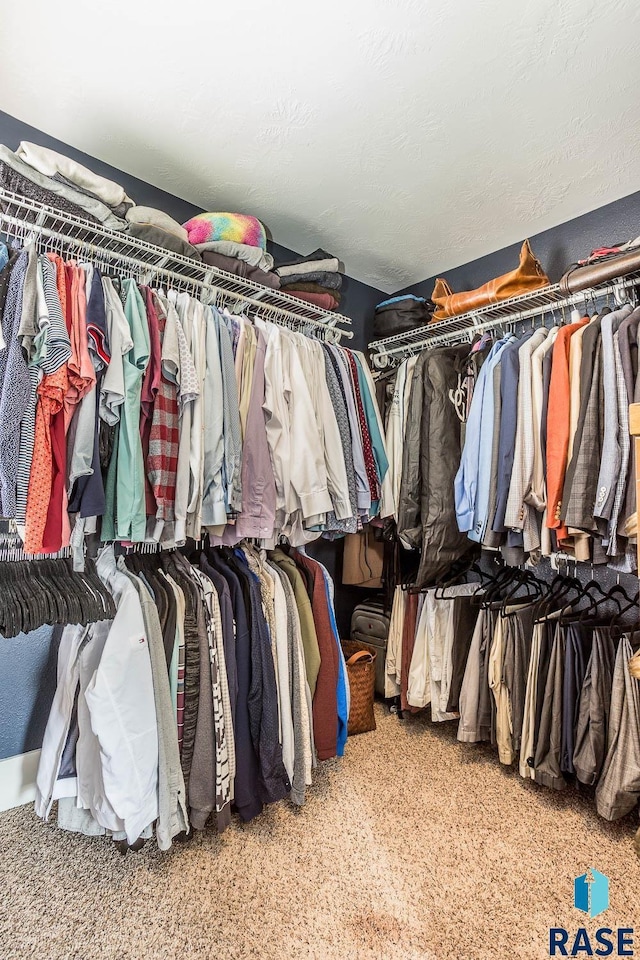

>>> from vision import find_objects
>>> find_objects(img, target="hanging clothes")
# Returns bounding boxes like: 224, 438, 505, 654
385, 302, 640, 576
31, 539, 348, 849
0, 248, 389, 556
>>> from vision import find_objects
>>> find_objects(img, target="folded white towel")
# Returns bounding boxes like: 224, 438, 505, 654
126, 206, 188, 242
16, 141, 134, 210
276, 257, 339, 278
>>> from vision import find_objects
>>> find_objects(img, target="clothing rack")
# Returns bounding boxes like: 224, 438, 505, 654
368, 273, 640, 366
0, 188, 353, 341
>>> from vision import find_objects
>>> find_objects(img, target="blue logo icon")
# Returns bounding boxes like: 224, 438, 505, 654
574, 868, 609, 919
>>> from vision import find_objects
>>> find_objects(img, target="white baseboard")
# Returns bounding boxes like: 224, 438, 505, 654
0, 750, 40, 812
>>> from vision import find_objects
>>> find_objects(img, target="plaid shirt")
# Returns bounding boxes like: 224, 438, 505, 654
148, 292, 179, 521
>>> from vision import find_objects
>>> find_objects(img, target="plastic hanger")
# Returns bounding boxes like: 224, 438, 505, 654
499, 568, 545, 618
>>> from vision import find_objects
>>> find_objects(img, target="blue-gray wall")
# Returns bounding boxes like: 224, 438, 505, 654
397, 189, 640, 303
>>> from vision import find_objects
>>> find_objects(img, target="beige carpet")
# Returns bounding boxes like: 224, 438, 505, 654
1, 704, 639, 960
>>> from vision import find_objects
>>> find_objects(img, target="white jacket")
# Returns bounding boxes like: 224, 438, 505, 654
88, 547, 159, 844
35, 624, 87, 819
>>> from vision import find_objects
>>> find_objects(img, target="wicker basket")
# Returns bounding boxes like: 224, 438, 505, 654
342, 639, 376, 735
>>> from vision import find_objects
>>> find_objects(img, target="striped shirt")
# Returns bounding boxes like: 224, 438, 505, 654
0, 249, 29, 518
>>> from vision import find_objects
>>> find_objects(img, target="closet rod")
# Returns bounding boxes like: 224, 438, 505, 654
0, 188, 353, 341
369, 272, 640, 367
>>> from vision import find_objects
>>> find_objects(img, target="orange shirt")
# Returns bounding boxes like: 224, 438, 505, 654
24, 256, 70, 554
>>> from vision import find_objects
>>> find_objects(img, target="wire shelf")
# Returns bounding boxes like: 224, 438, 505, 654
0, 188, 353, 341
368, 273, 640, 366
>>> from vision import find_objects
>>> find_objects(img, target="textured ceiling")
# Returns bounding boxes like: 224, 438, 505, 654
1, 0, 640, 292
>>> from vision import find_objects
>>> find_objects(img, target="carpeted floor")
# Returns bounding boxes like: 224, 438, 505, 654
1, 704, 639, 960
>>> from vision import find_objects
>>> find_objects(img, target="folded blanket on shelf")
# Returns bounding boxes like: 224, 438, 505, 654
284, 289, 339, 311
184, 212, 267, 250
16, 141, 134, 211
277, 251, 340, 278
195, 240, 274, 272
127, 223, 201, 260
281, 281, 341, 304
126, 206, 189, 242
0, 146, 127, 230
279, 270, 342, 290
200, 250, 280, 288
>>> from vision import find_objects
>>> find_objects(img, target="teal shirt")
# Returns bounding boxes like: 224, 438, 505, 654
115, 280, 150, 541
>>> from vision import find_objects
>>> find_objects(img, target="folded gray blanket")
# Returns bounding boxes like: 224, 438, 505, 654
127, 223, 201, 260
279, 270, 342, 290
200, 250, 280, 288
195, 240, 274, 272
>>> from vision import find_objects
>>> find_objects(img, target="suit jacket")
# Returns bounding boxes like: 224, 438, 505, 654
594, 305, 633, 521
604, 330, 633, 560
546, 318, 589, 538
563, 321, 603, 533
617, 308, 640, 528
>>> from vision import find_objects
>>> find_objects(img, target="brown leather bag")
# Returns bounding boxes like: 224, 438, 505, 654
430, 240, 549, 321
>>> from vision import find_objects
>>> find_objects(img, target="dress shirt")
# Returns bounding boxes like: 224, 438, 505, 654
594, 305, 633, 521
201, 307, 227, 527
455, 336, 511, 538
504, 327, 548, 550
299, 336, 352, 522
382, 360, 407, 521
330, 345, 370, 515
469, 336, 515, 542
482, 363, 504, 549
528, 327, 558, 513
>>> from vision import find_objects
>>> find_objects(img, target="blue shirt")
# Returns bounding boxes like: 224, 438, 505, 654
456, 338, 500, 532
456, 337, 515, 541
321, 572, 348, 756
